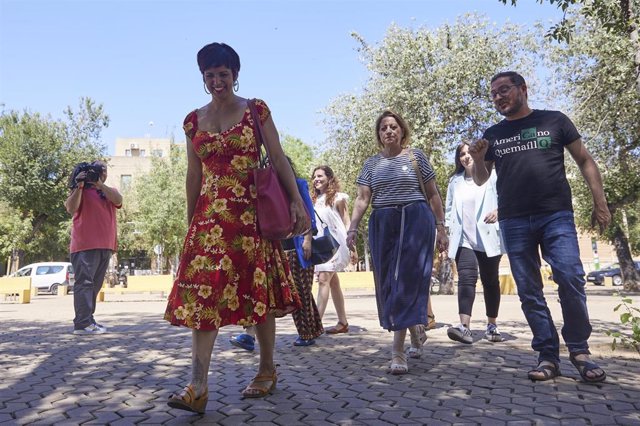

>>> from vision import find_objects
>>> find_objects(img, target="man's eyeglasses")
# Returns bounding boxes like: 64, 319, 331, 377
490, 84, 520, 99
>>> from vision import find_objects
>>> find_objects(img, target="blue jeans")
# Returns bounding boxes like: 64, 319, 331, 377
500, 210, 591, 364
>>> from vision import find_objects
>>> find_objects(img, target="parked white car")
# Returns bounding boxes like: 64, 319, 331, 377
12, 262, 75, 295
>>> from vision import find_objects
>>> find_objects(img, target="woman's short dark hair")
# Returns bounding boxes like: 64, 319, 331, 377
374, 110, 411, 149
197, 42, 241, 78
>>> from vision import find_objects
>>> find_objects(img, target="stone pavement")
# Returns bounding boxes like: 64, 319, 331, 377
1, 286, 639, 425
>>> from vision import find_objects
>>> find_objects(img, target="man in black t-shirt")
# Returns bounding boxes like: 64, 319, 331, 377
469, 71, 610, 383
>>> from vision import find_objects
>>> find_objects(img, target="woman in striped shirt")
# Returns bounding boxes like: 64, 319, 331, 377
346, 110, 448, 375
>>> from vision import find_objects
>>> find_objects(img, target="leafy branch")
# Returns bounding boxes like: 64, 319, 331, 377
606, 293, 640, 354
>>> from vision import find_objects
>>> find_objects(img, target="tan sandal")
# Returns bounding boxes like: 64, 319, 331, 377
408, 324, 427, 359
167, 384, 208, 414
427, 314, 436, 330
389, 352, 408, 375
241, 371, 277, 398
325, 322, 349, 334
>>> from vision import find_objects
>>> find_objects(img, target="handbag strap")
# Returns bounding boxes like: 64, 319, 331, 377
247, 99, 271, 165
313, 208, 328, 228
408, 149, 429, 201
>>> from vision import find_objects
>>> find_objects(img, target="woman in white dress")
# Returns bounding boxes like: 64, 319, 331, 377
312, 165, 353, 334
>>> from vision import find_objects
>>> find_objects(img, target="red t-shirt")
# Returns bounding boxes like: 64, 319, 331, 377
70, 187, 120, 254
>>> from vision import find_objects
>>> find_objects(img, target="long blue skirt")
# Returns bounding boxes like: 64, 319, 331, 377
369, 201, 435, 331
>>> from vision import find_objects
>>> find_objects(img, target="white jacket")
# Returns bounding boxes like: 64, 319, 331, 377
444, 170, 504, 259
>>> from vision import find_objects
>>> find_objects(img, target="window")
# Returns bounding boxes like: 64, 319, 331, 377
125, 149, 131, 157
121, 175, 132, 190
140, 149, 146, 157
36, 266, 51, 275
151, 149, 163, 157
17, 268, 32, 277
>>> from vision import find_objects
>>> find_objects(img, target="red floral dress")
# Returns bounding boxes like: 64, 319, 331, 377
164, 99, 300, 330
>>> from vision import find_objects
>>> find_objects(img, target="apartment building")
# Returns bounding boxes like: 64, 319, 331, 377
108, 137, 177, 191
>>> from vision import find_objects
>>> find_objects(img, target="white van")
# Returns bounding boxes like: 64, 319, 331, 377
12, 262, 75, 295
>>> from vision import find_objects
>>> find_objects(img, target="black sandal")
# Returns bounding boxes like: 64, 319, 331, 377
569, 353, 606, 383
527, 361, 561, 381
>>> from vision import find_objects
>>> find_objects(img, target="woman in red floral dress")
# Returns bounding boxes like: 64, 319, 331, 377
165, 42, 309, 412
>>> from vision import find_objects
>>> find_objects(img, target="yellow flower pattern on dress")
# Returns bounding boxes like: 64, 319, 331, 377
164, 99, 300, 330
230, 155, 250, 170
198, 285, 212, 299
240, 211, 254, 226
254, 301, 267, 316
232, 183, 246, 197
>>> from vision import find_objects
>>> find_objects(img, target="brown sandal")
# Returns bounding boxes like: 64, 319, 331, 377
527, 361, 561, 381
325, 322, 349, 334
167, 384, 208, 414
427, 314, 436, 330
241, 371, 277, 398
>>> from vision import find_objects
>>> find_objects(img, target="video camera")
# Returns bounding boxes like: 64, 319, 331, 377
69, 161, 104, 188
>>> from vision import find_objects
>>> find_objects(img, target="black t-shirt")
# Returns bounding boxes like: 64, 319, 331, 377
482, 109, 580, 219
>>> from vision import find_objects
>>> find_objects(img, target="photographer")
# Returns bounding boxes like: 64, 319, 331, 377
64, 160, 122, 335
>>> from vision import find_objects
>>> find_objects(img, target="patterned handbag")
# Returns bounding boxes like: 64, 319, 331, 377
248, 99, 294, 240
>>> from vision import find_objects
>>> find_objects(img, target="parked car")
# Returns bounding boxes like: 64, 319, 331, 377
11, 262, 75, 295
586, 261, 640, 286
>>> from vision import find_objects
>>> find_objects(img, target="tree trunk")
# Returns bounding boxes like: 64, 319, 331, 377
611, 225, 640, 292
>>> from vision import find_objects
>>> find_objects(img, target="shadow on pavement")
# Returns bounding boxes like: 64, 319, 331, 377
1, 311, 640, 425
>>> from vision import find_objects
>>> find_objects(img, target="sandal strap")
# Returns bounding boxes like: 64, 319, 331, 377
392, 351, 407, 363
528, 362, 560, 380
570, 350, 591, 357
570, 355, 606, 382
252, 373, 276, 381
171, 384, 196, 403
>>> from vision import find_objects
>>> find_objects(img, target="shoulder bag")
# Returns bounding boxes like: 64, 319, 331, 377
248, 99, 294, 240
408, 148, 429, 201
310, 209, 340, 265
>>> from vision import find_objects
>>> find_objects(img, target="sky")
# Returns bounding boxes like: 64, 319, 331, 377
0, 0, 565, 155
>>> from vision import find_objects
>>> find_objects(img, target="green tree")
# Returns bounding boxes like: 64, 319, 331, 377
500, 1, 639, 292
321, 14, 538, 288
541, 9, 640, 291
0, 98, 108, 267
500, 0, 639, 93
281, 134, 316, 178
129, 144, 188, 273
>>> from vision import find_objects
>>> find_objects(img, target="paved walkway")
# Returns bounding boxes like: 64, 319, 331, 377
1, 286, 639, 425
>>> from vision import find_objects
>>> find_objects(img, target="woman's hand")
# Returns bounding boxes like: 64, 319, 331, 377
483, 209, 498, 224
290, 200, 311, 236
350, 249, 359, 265
302, 233, 312, 260
346, 231, 357, 251
436, 228, 448, 254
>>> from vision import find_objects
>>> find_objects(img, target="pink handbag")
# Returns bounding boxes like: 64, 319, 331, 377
248, 99, 294, 240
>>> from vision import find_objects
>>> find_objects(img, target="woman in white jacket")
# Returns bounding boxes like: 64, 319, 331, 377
445, 142, 505, 344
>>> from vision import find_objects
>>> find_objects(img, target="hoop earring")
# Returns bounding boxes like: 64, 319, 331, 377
233, 80, 239, 92
204, 83, 211, 95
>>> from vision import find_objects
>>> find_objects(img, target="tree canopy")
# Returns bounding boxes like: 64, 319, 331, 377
322, 13, 538, 204
123, 144, 188, 272
538, 5, 640, 290
0, 98, 108, 266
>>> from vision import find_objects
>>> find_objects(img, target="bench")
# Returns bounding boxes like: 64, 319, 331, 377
0, 277, 34, 303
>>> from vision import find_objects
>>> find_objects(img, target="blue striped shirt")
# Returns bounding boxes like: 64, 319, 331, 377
356, 148, 435, 208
